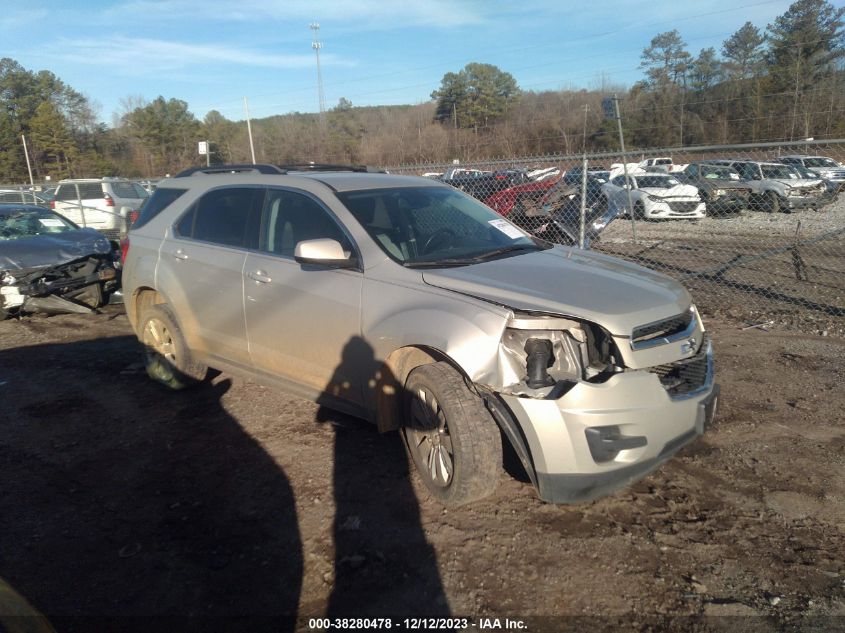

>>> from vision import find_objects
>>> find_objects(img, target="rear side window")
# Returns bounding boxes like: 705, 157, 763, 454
132, 187, 187, 230
175, 186, 263, 249
110, 181, 146, 199
77, 183, 104, 199
55, 185, 78, 201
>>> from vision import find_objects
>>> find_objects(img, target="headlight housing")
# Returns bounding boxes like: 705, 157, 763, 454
496, 314, 618, 397
647, 195, 663, 202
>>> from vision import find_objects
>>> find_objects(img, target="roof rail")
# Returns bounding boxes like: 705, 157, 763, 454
173, 164, 285, 177
277, 163, 385, 173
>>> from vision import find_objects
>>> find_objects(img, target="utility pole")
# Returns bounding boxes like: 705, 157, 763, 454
310, 22, 326, 129
244, 97, 256, 164
20, 135, 35, 203
613, 95, 638, 244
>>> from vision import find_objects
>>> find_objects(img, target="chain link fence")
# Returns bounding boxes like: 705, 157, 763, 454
386, 140, 845, 336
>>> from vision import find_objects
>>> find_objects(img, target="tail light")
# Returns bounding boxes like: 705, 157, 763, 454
105, 193, 115, 207
50, 200, 55, 209
120, 237, 130, 264
128, 210, 140, 225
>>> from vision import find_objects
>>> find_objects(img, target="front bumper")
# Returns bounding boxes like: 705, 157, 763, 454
645, 200, 706, 219
784, 195, 822, 209
708, 195, 747, 214
498, 342, 717, 503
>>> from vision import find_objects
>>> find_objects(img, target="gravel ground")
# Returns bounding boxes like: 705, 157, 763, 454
0, 304, 843, 633
593, 195, 845, 338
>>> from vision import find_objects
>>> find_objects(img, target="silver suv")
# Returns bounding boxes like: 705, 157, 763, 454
122, 164, 718, 506
52, 178, 148, 238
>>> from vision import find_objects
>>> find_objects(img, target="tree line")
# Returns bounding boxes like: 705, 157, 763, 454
0, 0, 842, 182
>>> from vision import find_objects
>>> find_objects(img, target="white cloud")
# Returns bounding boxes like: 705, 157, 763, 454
54, 36, 356, 73
105, 0, 485, 30
0, 8, 49, 29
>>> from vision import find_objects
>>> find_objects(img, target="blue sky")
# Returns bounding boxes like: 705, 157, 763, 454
2, 0, 799, 125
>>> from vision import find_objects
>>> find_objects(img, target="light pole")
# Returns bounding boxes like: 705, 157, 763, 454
310, 22, 326, 129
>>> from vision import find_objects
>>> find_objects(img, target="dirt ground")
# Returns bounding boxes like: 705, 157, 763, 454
0, 304, 843, 633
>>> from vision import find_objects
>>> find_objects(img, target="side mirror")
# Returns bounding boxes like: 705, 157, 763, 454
294, 238, 358, 269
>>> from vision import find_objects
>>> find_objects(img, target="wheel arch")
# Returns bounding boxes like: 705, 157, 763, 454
129, 287, 167, 332
375, 344, 469, 433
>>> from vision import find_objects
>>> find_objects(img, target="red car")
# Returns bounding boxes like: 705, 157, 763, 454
483, 177, 560, 216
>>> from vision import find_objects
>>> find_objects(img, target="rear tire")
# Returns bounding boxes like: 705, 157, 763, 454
138, 304, 207, 390
402, 362, 501, 506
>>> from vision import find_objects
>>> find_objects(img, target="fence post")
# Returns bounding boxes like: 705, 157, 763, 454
579, 157, 588, 249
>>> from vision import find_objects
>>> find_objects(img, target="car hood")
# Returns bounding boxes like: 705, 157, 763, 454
696, 179, 748, 190
639, 184, 698, 198
0, 228, 112, 270
770, 178, 822, 189
422, 248, 690, 336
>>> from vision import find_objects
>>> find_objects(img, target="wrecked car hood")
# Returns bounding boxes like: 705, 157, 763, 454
0, 229, 112, 270
639, 184, 698, 198
768, 178, 822, 190
422, 248, 690, 336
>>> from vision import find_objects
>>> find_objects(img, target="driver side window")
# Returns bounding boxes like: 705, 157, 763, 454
262, 189, 351, 258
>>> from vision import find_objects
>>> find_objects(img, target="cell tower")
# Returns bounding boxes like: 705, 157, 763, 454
310, 22, 326, 126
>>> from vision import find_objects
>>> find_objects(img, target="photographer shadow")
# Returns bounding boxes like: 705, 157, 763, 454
315, 336, 451, 619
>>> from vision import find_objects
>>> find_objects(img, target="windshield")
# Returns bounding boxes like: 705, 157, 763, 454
803, 157, 838, 168
636, 175, 680, 189
760, 165, 797, 179
699, 165, 739, 180
337, 186, 547, 267
0, 208, 77, 240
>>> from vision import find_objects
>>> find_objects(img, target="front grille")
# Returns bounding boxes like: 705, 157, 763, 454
632, 310, 693, 345
648, 335, 710, 397
667, 201, 700, 213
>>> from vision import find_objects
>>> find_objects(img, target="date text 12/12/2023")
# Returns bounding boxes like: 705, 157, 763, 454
307, 617, 528, 630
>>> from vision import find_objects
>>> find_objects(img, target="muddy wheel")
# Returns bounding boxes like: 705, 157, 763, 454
402, 362, 501, 506
139, 304, 207, 390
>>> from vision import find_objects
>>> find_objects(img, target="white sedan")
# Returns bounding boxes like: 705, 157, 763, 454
603, 173, 705, 220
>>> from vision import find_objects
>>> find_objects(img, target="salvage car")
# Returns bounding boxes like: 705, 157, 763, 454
602, 173, 706, 220
709, 159, 826, 212
483, 177, 559, 217
123, 164, 718, 506
776, 155, 845, 190
676, 163, 751, 216
0, 204, 118, 318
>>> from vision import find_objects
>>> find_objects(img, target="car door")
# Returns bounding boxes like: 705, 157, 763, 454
608, 175, 630, 211
243, 188, 364, 405
159, 185, 263, 369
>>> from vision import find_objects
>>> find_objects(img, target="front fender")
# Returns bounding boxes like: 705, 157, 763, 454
363, 278, 509, 382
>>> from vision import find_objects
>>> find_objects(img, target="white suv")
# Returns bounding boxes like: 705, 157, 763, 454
52, 178, 148, 238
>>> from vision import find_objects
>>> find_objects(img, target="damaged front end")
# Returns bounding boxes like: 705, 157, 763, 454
1, 255, 117, 317
479, 308, 717, 504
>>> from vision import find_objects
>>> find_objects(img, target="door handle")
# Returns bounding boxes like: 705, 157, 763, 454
172, 249, 189, 261
247, 270, 272, 284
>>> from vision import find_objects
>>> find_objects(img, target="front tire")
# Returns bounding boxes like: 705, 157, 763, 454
139, 304, 207, 390
634, 201, 646, 220
402, 362, 502, 506
766, 191, 781, 213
